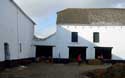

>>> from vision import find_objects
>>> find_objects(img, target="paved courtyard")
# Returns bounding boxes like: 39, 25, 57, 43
0, 63, 111, 78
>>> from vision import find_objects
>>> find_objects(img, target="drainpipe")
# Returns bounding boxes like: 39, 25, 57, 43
17, 8, 20, 59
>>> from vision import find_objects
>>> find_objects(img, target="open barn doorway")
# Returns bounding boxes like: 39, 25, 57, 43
95, 47, 112, 60
36, 46, 53, 62
69, 47, 87, 62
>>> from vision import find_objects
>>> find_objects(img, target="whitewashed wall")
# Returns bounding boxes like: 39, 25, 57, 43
57, 25, 125, 60
34, 25, 125, 60
0, 0, 34, 61
33, 33, 57, 58
18, 8, 35, 59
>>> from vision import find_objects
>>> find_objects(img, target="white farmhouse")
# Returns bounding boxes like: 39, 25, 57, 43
0, 0, 35, 68
34, 8, 125, 63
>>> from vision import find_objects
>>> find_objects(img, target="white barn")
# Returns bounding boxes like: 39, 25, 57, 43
34, 8, 125, 63
0, 0, 35, 68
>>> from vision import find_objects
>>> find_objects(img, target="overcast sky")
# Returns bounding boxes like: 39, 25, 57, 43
14, 0, 125, 38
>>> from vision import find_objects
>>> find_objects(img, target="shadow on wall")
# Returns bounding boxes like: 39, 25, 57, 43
112, 54, 124, 60
59, 26, 124, 61
34, 26, 124, 63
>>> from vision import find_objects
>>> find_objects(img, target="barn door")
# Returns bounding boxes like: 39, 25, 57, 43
69, 47, 86, 62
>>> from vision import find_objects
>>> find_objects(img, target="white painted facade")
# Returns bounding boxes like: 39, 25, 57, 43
0, 0, 35, 62
34, 8, 125, 61
34, 25, 125, 60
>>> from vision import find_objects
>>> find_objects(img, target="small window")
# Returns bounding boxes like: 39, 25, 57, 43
93, 32, 99, 43
72, 32, 78, 42
4, 43, 10, 60
19, 43, 22, 52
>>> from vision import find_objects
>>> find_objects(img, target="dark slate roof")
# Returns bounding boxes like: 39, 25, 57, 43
56, 8, 125, 26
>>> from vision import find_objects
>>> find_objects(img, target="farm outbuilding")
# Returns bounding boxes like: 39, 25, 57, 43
34, 8, 125, 63
0, 0, 36, 68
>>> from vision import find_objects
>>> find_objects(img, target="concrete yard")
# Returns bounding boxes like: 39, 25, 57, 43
0, 63, 111, 78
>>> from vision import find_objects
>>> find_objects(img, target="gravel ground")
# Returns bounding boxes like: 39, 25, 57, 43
0, 63, 111, 78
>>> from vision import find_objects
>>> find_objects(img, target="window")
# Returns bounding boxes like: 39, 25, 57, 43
72, 32, 78, 42
4, 43, 10, 60
93, 32, 99, 43
19, 43, 22, 52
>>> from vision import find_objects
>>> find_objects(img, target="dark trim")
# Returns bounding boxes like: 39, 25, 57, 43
35, 45, 56, 47
94, 46, 113, 48
0, 58, 35, 68
0, 61, 5, 71
53, 58, 69, 64
68, 46, 88, 48
103, 60, 125, 64
52, 59, 125, 64
0, 58, 36, 71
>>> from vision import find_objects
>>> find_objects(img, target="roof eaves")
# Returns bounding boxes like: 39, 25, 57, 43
57, 8, 125, 14
57, 8, 69, 14
34, 32, 56, 40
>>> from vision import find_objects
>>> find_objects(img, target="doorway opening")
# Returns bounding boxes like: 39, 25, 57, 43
69, 46, 87, 62
36, 46, 53, 60
95, 47, 112, 60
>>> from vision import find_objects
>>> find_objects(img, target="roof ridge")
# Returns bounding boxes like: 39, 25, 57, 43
57, 8, 125, 14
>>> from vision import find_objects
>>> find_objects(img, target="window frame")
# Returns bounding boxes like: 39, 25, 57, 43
71, 32, 78, 42
93, 32, 100, 43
